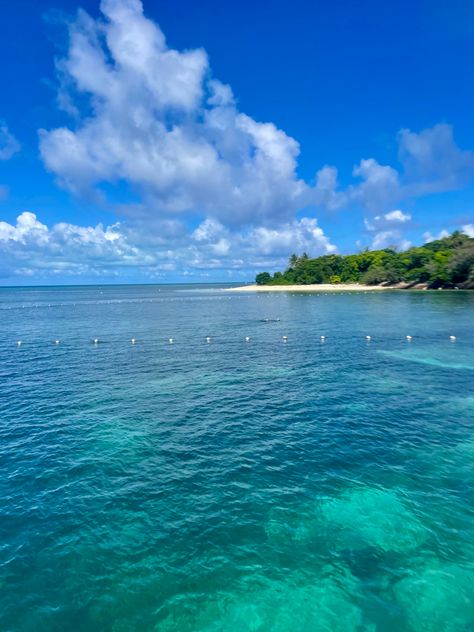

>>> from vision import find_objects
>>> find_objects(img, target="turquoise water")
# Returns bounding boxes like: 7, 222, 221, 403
1, 285, 473, 631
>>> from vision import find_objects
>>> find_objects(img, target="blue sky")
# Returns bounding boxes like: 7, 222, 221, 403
0, 0, 473, 284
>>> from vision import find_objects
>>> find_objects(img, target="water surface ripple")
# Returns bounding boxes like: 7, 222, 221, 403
0, 285, 473, 631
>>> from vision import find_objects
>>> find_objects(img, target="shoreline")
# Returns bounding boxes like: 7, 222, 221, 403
227, 283, 398, 292
227, 283, 473, 292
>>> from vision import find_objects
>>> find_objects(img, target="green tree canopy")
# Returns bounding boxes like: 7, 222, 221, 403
255, 272, 271, 285
255, 233, 474, 289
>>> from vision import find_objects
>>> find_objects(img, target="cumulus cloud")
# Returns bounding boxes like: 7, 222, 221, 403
0, 211, 48, 243
42, 1, 474, 223
246, 218, 337, 256
398, 124, 474, 195
0, 212, 335, 280
39, 0, 307, 226
371, 230, 411, 251
363, 208, 412, 250
351, 159, 400, 213
312, 124, 474, 215
0, 123, 20, 160
0, 212, 153, 279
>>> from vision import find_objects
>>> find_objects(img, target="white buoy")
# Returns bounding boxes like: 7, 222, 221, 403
320, 335, 326, 341
449, 335, 456, 341
282, 335, 288, 341
131, 338, 136, 344
54, 340, 60, 345
169, 338, 174, 344
406, 335, 412, 341
245, 336, 250, 342
93, 338, 99, 344
366, 335, 371, 341
16, 340, 22, 346
206, 337, 211, 343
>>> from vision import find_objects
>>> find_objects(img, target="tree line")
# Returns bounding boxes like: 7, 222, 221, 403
255, 232, 474, 288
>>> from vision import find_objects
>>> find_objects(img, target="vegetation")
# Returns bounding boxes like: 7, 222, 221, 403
255, 232, 474, 289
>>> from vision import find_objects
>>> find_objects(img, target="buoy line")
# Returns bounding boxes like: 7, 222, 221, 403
10, 334, 460, 347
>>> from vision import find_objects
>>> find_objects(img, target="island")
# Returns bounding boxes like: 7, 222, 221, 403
230, 232, 474, 291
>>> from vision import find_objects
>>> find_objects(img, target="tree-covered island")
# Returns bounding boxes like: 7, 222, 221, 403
255, 232, 474, 289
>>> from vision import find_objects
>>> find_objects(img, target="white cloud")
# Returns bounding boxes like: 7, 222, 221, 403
398, 124, 474, 194
351, 159, 400, 213
0, 212, 152, 278
313, 165, 348, 210
364, 209, 411, 231
311, 158, 403, 215
192, 218, 224, 243
0, 212, 335, 280
0, 123, 20, 160
423, 229, 450, 242
363, 209, 412, 251
245, 218, 337, 257
191, 218, 231, 256
311, 125, 474, 215
462, 223, 474, 238
384, 209, 411, 223
39, 0, 307, 226
0, 211, 49, 244
191, 216, 336, 261
371, 230, 411, 251
43, 1, 473, 226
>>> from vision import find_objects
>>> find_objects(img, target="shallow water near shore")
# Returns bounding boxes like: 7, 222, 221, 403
0, 285, 473, 631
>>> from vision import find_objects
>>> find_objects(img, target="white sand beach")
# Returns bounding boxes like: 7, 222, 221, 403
227, 283, 395, 292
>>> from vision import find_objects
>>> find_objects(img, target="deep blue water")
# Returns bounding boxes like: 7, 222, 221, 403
0, 285, 473, 631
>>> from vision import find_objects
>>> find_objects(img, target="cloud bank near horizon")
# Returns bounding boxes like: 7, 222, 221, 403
0, 211, 472, 282
0, 212, 336, 281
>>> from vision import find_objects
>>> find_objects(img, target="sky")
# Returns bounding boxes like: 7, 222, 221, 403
0, 0, 474, 285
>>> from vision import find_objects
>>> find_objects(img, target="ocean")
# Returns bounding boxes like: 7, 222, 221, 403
0, 284, 473, 631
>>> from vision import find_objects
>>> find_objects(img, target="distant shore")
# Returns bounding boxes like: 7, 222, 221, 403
227, 282, 472, 292
227, 283, 395, 292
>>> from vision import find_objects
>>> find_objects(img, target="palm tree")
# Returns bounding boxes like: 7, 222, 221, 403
289, 253, 299, 269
